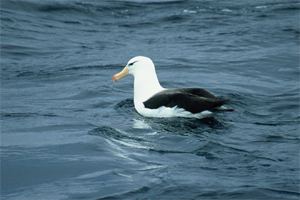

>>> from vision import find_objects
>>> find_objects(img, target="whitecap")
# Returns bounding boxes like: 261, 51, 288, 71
255, 6, 267, 9
183, 9, 197, 14
222, 8, 233, 12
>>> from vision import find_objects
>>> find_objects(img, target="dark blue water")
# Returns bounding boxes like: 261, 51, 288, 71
1, 0, 299, 199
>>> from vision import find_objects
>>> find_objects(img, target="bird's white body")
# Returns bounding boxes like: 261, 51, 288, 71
130, 57, 165, 113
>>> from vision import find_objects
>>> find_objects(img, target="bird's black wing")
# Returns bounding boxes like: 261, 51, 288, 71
143, 88, 229, 114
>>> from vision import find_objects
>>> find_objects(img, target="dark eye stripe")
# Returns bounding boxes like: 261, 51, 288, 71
128, 61, 138, 66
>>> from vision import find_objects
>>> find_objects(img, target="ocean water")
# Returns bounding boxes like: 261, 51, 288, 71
1, 0, 299, 199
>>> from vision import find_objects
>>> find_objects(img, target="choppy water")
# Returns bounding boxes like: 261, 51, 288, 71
1, 0, 299, 199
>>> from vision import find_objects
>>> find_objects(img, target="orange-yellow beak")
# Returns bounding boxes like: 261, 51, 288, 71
112, 66, 129, 82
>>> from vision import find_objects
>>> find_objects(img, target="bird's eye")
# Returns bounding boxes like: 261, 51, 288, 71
128, 61, 138, 66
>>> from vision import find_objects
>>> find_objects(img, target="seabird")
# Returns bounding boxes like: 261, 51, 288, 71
113, 56, 234, 118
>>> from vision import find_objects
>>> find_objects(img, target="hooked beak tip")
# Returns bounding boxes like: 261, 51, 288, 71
112, 75, 117, 82
112, 66, 129, 82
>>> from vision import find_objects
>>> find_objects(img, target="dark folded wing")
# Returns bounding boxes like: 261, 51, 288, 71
143, 88, 229, 114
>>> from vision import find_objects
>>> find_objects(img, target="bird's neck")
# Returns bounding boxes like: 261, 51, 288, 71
133, 71, 164, 106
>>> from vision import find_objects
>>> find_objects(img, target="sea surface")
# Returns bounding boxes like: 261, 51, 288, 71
1, 0, 299, 199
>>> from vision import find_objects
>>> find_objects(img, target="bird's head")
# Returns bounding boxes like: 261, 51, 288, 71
112, 56, 154, 82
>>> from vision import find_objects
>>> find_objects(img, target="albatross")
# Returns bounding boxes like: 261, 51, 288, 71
113, 56, 234, 119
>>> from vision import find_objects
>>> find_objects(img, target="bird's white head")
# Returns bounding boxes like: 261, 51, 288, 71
112, 56, 155, 82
